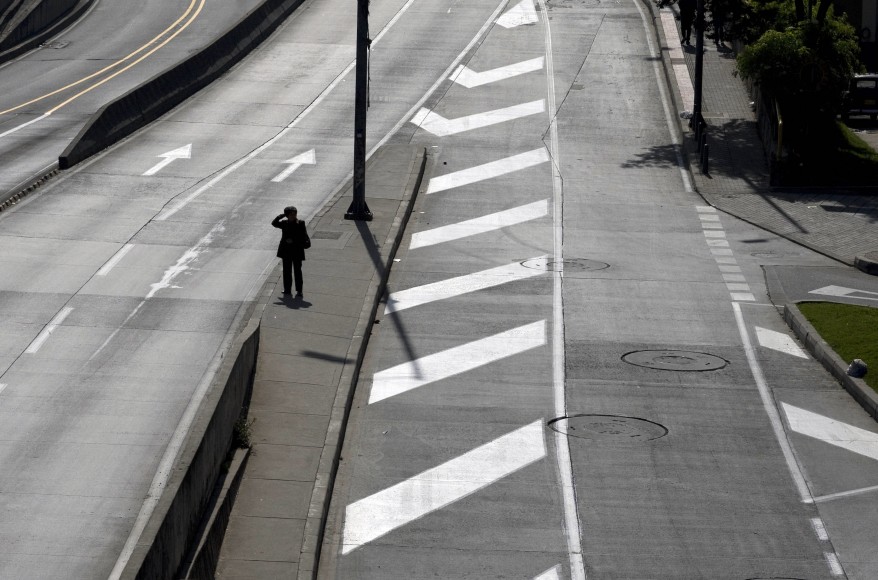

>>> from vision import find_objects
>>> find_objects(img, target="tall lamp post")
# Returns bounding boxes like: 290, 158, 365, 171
346, 0, 373, 221
692, 0, 705, 124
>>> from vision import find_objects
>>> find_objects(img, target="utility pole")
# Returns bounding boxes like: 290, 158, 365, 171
345, 0, 373, 221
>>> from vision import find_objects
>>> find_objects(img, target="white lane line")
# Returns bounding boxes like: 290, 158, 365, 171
706, 239, 729, 247
755, 327, 808, 359
385, 257, 547, 314
701, 222, 723, 229
497, 0, 538, 27
812, 484, 878, 503
726, 283, 750, 291
142, 144, 192, 176
410, 199, 548, 250
722, 273, 746, 282
714, 255, 737, 264
825, 552, 845, 576
783, 403, 878, 461
696, 205, 716, 212
699, 213, 720, 221
732, 303, 813, 501
451, 57, 544, 88
533, 565, 562, 580
427, 148, 550, 194
810, 285, 878, 302
811, 517, 830, 541
271, 149, 316, 183
410, 100, 545, 137
719, 264, 741, 272
0, 112, 51, 139
369, 321, 546, 404
730, 292, 756, 302
341, 420, 547, 554
703, 230, 726, 238
97, 243, 135, 276
0, 384, 7, 395
538, 0, 585, 575
25, 306, 74, 354
711, 248, 733, 256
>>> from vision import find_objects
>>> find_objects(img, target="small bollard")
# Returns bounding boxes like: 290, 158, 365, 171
701, 143, 709, 173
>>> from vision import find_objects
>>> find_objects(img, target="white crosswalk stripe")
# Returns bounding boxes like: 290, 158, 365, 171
385, 257, 547, 314
370, 320, 546, 404
450, 57, 545, 88
783, 403, 878, 461
410, 199, 548, 249
427, 148, 550, 194
497, 0, 539, 28
341, 420, 547, 554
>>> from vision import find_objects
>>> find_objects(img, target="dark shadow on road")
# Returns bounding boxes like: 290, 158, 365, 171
301, 350, 351, 364
276, 295, 312, 309
354, 219, 422, 378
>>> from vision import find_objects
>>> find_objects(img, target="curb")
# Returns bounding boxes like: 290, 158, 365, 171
784, 302, 878, 420
298, 147, 431, 580
0, 165, 60, 213
855, 251, 878, 276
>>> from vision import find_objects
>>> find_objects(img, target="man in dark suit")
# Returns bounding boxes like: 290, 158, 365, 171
272, 206, 310, 298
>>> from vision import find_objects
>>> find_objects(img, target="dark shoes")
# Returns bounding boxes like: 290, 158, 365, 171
295, 292, 303, 298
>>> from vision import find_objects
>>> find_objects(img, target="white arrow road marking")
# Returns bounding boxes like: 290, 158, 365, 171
410, 199, 548, 249
427, 148, 550, 194
783, 403, 878, 461
811, 285, 878, 302
385, 257, 547, 314
755, 327, 808, 359
410, 100, 545, 137
451, 57, 545, 88
271, 149, 316, 183
341, 420, 546, 554
142, 144, 192, 176
25, 306, 73, 354
534, 566, 562, 580
497, 0, 538, 27
97, 244, 135, 276
369, 320, 546, 404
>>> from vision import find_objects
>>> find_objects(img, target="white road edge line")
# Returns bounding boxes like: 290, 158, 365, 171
633, 0, 692, 193
537, 0, 586, 577
341, 420, 547, 554
0, 112, 51, 139
811, 517, 830, 541
825, 552, 845, 576
97, 243, 135, 276
732, 303, 816, 501
24, 306, 73, 354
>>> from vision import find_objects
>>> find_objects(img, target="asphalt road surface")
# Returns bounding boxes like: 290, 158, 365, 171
2, 0, 878, 578
0, 0, 263, 196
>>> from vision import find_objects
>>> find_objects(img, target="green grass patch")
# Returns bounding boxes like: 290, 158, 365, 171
798, 301, 878, 392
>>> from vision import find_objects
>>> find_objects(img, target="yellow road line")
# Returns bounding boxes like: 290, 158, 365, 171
0, 0, 201, 116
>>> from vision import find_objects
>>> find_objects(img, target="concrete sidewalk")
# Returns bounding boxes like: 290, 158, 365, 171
213, 143, 429, 580
655, 2, 878, 266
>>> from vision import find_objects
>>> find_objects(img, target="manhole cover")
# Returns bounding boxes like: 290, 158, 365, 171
622, 350, 728, 371
520, 258, 609, 273
549, 414, 668, 442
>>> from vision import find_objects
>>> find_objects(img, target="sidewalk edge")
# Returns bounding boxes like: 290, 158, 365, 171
297, 146, 431, 580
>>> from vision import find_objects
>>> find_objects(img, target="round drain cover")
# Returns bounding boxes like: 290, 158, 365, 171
520, 258, 609, 274
549, 415, 668, 442
622, 350, 728, 371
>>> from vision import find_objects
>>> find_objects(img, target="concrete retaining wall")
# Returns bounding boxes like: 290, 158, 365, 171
59, 0, 306, 169
119, 319, 260, 580
0, 0, 93, 63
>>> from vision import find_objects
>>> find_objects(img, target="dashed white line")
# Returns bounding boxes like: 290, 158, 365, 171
811, 517, 830, 541
25, 306, 74, 354
385, 257, 547, 314
825, 552, 845, 576
369, 321, 546, 404
410, 199, 548, 249
341, 420, 547, 554
97, 244, 135, 276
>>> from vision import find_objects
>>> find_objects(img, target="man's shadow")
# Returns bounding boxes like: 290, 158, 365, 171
276, 294, 312, 309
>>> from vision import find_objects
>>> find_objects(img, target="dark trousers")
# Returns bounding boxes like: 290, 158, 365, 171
282, 256, 303, 293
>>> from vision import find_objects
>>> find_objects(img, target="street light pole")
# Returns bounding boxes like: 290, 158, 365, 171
346, 0, 373, 221
692, 0, 705, 123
